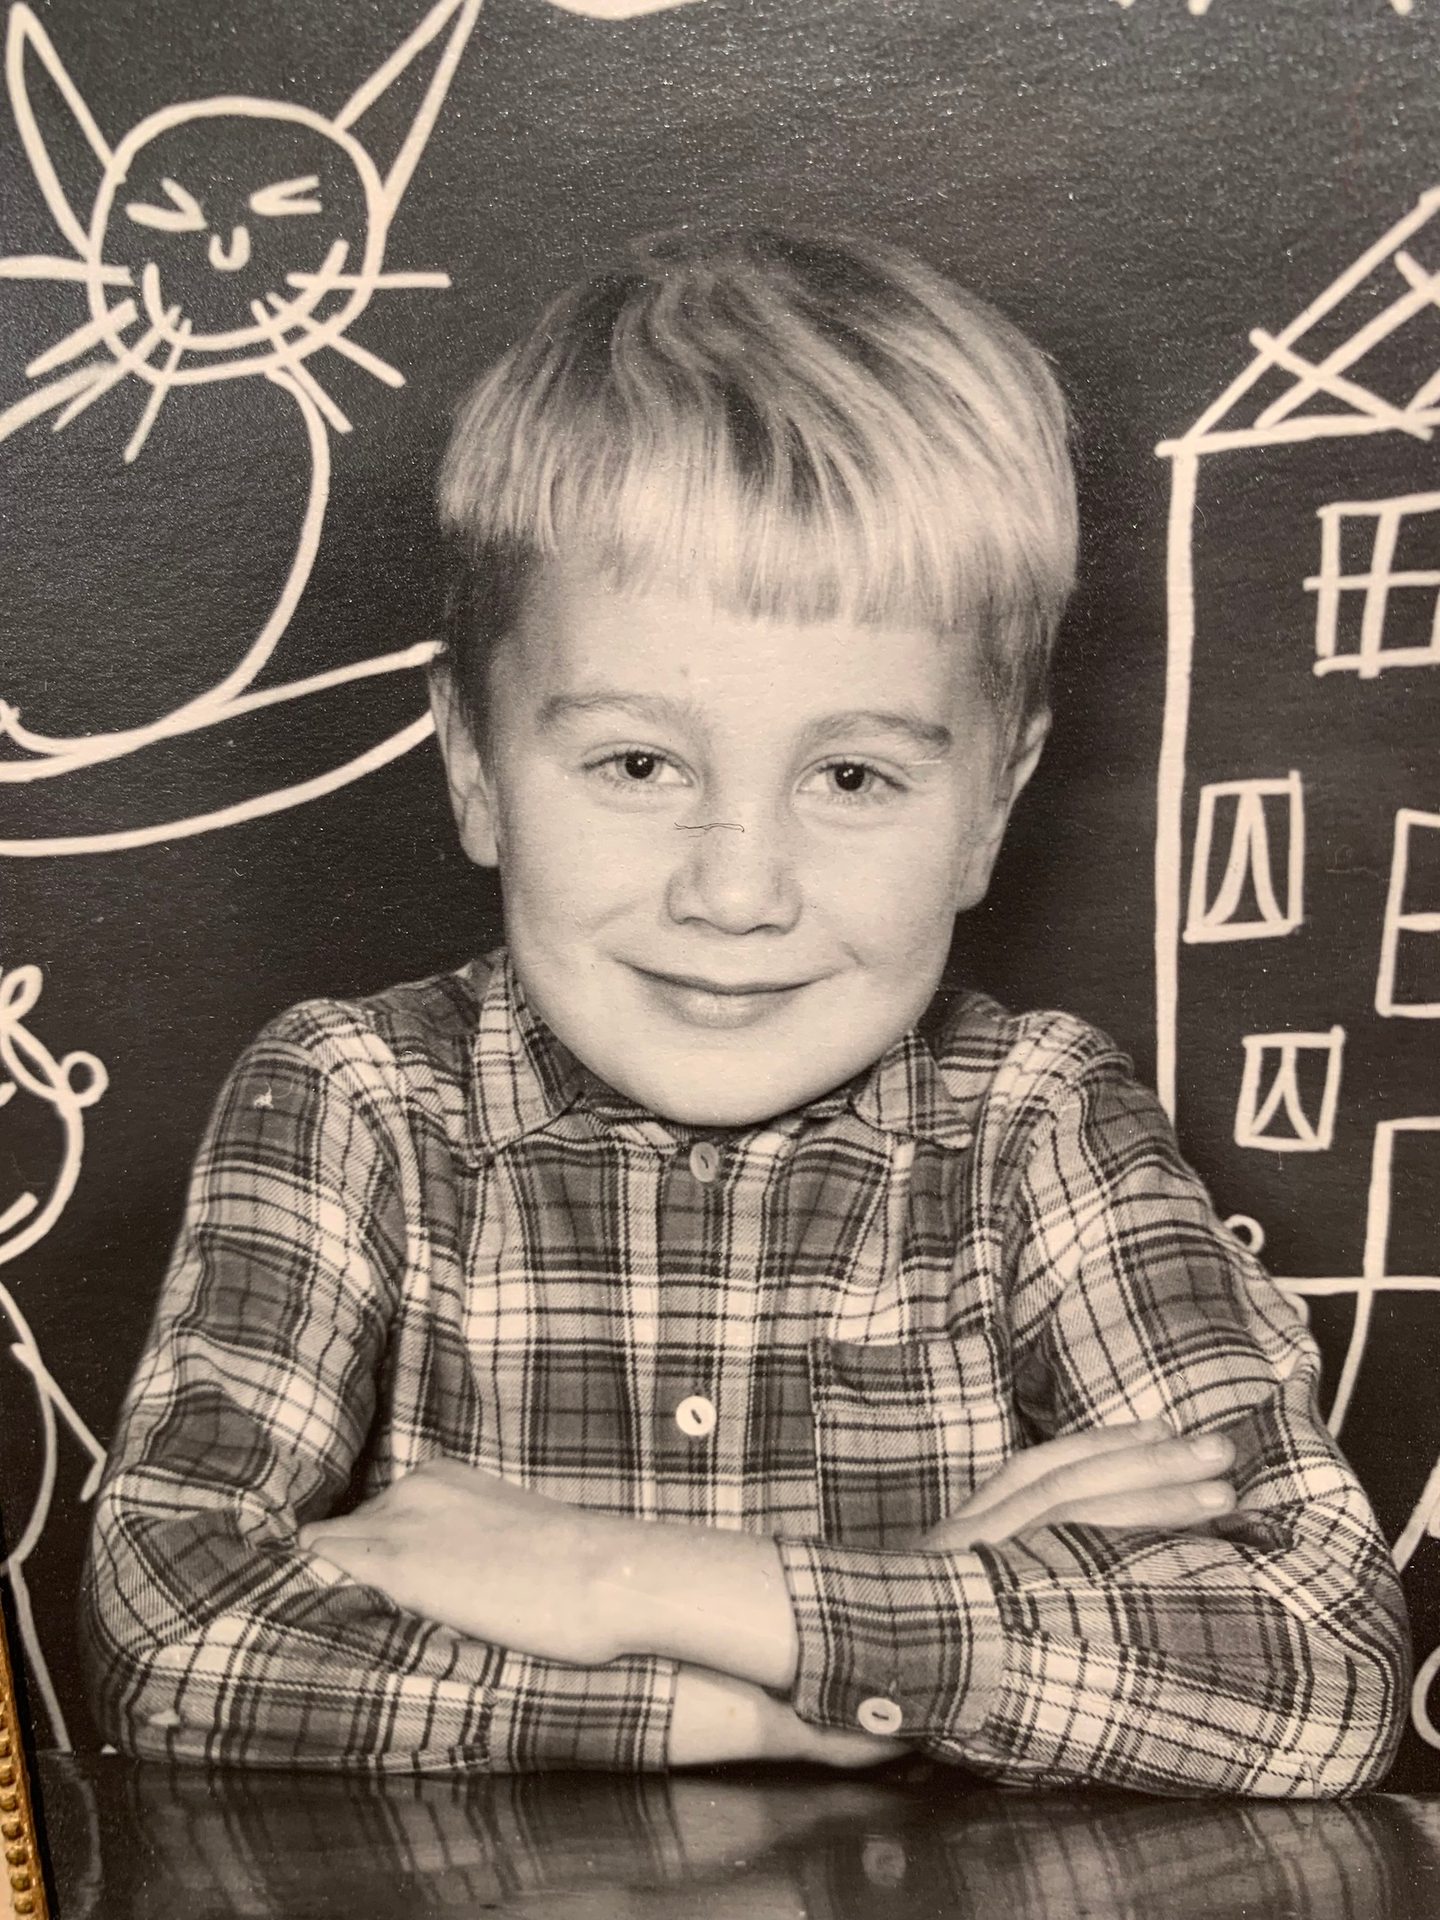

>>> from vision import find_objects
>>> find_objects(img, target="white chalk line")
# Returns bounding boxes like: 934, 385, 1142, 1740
0, 710, 436, 855
1162, 192, 1440, 1759
1234, 1027, 1344, 1153
1184, 773, 1303, 944
1176, 187, 1440, 451
0, 0, 480, 842
1154, 451, 1196, 1118
0, 963, 108, 1750
1377, 810, 1440, 1018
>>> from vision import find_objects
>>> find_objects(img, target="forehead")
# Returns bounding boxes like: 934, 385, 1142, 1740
503, 560, 992, 728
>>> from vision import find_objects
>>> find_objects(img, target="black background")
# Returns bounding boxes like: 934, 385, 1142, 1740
1, 0, 1437, 1787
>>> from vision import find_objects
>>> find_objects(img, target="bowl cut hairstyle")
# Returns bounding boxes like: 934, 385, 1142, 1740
435, 227, 1077, 753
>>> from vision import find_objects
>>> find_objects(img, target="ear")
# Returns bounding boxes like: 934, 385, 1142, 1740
333, 0, 481, 219
6, 5, 112, 257
429, 663, 500, 868
955, 709, 1050, 912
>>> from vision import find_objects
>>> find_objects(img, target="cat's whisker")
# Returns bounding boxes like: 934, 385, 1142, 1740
51, 307, 179, 433
261, 290, 305, 333
284, 269, 450, 292
124, 318, 193, 465
273, 239, 352, 313
0, 365, 113, 448
248, 299, 352, 433
0, 255, 131, 286
26, 301, 138, 379
269, 297, 405, 390
314, 328, 406, 390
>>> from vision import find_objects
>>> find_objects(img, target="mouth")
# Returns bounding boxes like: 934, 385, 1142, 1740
138, 239, 350, 350
631, 966, 813, 1031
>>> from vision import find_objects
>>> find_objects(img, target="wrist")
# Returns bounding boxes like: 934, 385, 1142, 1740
592, 1518, 799, 1689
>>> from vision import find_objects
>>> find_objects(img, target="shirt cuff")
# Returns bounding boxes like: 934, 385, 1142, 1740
775, 1539, 1003, 1744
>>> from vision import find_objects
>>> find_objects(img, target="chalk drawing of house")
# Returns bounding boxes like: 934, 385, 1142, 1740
1154, 190, 1440, 1751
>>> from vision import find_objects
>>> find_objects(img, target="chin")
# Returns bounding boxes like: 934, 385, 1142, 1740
626, 1055, 845, 1130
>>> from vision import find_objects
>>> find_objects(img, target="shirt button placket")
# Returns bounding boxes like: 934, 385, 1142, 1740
654, 1138, 725, 1510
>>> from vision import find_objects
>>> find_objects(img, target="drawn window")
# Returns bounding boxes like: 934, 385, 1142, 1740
1308, 493, 1440, 678
1184, 773, 1304, 943
1234, 1027, 1344, 1152
1366, 1117, 1440, 1281
1377, 808, 1440, 1017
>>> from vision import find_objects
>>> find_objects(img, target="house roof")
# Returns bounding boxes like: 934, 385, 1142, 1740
1159, 186, 1440, 458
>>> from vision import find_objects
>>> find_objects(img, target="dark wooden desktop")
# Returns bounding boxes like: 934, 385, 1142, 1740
33, 1750, 1440, 1920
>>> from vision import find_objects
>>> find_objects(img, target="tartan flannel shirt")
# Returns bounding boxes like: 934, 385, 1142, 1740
81, 951, 1409, 1792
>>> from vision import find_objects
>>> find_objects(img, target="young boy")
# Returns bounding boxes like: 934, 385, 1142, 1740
82, 229, 1409, 1794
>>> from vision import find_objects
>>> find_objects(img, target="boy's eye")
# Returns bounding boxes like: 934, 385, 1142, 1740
588, 749, 687, 789
803, 759, 902, 805
829, 763, 870, 793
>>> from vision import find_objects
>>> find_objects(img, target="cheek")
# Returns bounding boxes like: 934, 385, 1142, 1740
811, 825, 965, 956
500, 781, 659, 929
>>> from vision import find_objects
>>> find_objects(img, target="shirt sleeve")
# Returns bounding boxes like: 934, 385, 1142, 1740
80, 1009, 675, 1773
776, 1056, 1411, 1797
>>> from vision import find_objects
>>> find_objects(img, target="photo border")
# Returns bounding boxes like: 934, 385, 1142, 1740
0, 1600, 49, 1918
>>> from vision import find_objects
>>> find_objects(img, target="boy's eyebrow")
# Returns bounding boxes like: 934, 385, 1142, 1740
537, 691, 699, 732
537, 692, 953, 756
798, 710, 954, 757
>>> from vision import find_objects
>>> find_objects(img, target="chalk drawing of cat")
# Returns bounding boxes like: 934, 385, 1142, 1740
0, 0, 483, 854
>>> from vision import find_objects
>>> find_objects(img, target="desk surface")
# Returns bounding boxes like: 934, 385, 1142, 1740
33, 1752, 1440, 1920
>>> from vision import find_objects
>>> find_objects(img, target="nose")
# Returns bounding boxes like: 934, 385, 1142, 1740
209, 225, 251, 272
664, 811, 802, 935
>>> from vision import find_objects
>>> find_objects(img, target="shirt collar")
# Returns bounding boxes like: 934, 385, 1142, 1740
463, 949, 978, 1162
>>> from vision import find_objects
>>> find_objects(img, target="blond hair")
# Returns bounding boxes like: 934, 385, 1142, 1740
436, 228, 1076, 744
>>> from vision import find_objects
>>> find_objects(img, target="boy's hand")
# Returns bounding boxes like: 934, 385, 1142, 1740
921, 1418, 1236, 1551
298, 1459, 631, 1664
668, 1667, 908, 1770
299, 1458, 802, 1686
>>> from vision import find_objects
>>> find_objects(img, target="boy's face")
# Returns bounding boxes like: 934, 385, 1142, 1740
435, 562, 1046, 1127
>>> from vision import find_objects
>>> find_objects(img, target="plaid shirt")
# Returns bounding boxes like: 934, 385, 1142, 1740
82, 951, 1409, 1792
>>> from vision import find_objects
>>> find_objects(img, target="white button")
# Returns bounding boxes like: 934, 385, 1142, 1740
147, 1709, 182, 1730
674, 1393, 717, 1438
856, 1695, 904, 1736
688, 1140, 721, 1182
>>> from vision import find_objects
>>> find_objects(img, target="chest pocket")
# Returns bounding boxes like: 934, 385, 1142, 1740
809, 1331, 1015, 1548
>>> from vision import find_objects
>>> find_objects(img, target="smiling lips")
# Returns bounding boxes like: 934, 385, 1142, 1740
634, 967, 811, 1031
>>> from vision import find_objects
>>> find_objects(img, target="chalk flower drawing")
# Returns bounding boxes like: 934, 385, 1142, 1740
0, 962, 107, 1749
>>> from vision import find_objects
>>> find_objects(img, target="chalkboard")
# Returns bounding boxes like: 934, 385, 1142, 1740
1, 0, 1436, 1788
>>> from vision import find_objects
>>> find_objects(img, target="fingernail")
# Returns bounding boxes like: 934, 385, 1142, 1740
1197, 1483, 1233, 1510
1192, 1435, 1231, 1463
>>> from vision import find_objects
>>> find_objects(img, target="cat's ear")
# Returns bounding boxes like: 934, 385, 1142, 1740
5, 5, 112, 257
334, 0, 481, 221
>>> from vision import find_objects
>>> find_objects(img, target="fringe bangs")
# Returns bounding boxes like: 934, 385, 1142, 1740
437, 231, 1077, 736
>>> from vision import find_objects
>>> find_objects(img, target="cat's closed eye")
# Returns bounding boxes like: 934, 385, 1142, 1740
125, 176, 204, 232
249, 175, 324, 218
